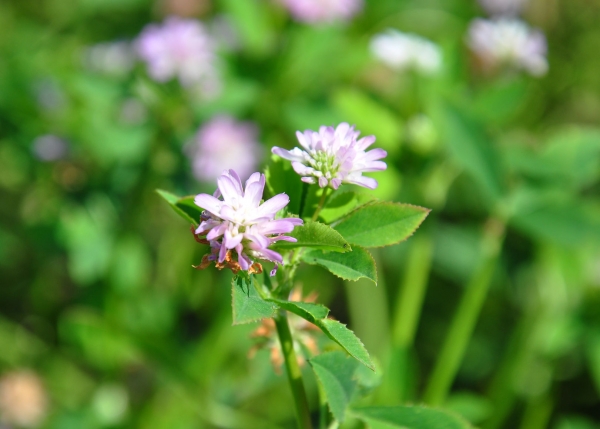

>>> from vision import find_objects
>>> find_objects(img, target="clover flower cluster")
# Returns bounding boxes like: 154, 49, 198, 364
281, 0, 363, 24
186, 116, 262, 183
194, 170, 302, 274
135, 17, 220, 94
467, 18, 548, 76
272, 123, 387, 190
370, 29, 442, 75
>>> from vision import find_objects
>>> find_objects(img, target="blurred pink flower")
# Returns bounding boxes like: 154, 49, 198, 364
187, 116, 263, 183
467, 18, 548, 76
194, 170, 303, 274
272, 123, 387, 190
281, 0, 363, 24
135, 17, 220, 94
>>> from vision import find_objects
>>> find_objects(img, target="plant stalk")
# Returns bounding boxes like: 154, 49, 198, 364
311, 189, 330, 222
392, 233, 434, 348
274, 313, 313, 429
423, 218, 505, 406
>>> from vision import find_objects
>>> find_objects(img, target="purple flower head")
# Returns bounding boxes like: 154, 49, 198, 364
272, 123, 387, 190
467, 18, 548, 76
186, 116, 262, 183
194, 170, 303, 274
281, 0, 363, 24
135, 17, 220, 94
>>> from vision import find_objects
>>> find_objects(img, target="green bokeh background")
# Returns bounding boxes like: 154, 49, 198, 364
1, 0, 600, 428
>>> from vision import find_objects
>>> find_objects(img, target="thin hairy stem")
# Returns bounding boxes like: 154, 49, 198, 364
274, 313, 313, 429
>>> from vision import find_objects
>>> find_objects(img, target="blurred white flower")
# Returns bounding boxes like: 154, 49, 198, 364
281, 0, 363, 24
83, 41, 135, 77
135, 17, 220, 96
186, 116, 262, 182
370, 29, 442, 75
32, 135, 68, 162
467, 18, 548, 76
479, 0, 528, 17
0, 370, 47, 428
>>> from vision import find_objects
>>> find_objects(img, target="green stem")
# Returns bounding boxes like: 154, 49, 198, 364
519, 394, 553, 429
274, 313, 313, 429
311, 189, 330, 222
423, 218, 505, 406
392, 233, 433, 348
317, 381, 328, 429
384, 232, 433, 403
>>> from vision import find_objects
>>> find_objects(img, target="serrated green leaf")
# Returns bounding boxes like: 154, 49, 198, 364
156, 190, 202, 226
268, 300, 373, 369
269, 299, 330, 320
302, 246, 377, 284
319, 319, 373, 370
232, 275, 279, 325
351, 406, 472, 429
265, 156, 303, 215
310, 351, 359, 422
333, 203, 430, 248
319, 191, 377, 224
272, 221, 351, 252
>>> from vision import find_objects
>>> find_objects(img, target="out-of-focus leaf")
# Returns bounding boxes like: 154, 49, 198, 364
269, 299, 374, 369
109, 236, 151, 293
156, 190, 202, 226
503, 127, 600, 190
272, 221, 351, 253
351, 405, 472, 429
221, 0, 275, 56
433, 100, 504, 203
319, 191, 376, 224
585, 330, 600, 398
309, 351, 359, 422
510, 192, 600, 247
232, 275, 278, 325
446, 392, 492, 425
472, 79, 528, 126
265, 155, 303, 215
302, 246, 377, 285
58, 200, 115, 285
333, 202, 430, 248
332, 88, 403, 156
58, 308, 139, 371
0, 317, 47, 365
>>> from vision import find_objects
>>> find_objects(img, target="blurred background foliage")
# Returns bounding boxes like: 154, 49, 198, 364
1, 0, 600, 428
